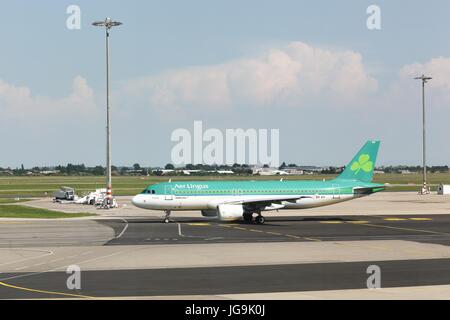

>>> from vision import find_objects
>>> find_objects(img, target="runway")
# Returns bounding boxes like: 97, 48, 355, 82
0, 192, 450, 299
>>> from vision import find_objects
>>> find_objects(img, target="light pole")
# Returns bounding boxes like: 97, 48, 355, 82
414, 74, 432, 195
93, 18, 122, 207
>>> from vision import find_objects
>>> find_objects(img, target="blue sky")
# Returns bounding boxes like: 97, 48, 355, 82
1, 1, 450, 168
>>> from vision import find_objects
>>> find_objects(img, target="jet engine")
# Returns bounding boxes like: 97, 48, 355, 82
201, 209, 218, 217
217, 204, 244, 221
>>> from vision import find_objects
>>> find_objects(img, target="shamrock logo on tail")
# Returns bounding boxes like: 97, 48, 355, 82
351, 154, 373, 175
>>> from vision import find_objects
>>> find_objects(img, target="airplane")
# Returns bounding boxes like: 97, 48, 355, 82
132, 140, 385, 224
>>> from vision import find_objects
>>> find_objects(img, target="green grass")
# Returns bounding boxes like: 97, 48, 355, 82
0, 205, 95, 219
372, 173, 450, 185
0, 173, 449, 197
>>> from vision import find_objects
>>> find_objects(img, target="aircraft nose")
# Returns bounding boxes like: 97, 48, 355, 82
132, 195, 142, 208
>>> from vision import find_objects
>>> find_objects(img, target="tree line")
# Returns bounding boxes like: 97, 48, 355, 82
0, 163, 448, 176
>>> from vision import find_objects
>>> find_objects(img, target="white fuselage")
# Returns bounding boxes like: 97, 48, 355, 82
131, 193, 355, 211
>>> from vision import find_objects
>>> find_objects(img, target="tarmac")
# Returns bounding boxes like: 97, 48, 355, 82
0, 191, 449, 299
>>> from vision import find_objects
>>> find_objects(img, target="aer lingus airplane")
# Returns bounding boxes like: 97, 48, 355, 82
132, 140, 385, 224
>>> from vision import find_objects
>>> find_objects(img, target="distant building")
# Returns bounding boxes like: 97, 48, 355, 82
282, 168, 304, 175
182, 170, 200, 175
152, 168, 235, 176
296, 166, 323, 172
253, 165, 328, 176
160, 169, 175, 175
253, 167, 292, 176
40, 170, 60, 175
216, 170, 234, 174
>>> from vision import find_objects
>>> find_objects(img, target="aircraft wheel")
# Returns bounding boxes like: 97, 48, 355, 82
255, 216, 265, 225
163, 210, 172, 224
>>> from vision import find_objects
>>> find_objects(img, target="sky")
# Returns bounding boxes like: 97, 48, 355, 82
1, 0, 450, 168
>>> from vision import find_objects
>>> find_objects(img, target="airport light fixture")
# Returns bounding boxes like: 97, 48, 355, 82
92, 18, 123, 208
414, 74, 432, 195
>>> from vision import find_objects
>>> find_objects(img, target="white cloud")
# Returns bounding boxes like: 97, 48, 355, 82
399, 57, 450, 107
124, 42, 378, 113
0, 76, 97, 121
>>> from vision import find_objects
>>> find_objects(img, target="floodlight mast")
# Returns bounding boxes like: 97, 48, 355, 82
92, 18, 122, 208
414, 75, 432, 195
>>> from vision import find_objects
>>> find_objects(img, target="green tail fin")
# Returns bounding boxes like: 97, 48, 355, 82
336, 140, 380, 183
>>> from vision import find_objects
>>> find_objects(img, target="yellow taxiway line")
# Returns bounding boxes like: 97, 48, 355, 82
0, 281, 99, 300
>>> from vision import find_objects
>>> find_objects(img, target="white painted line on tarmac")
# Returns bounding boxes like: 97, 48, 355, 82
115, 218, 129, 239
320, 221, 343, 224
177, 223, 208, 239
0, 249, 128, 282
14, 266, 29, 271
32, 262, 47, 267
0, 249, 54, 267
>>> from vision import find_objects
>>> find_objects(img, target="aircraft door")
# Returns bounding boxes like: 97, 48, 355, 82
165, 185, 174, 200
332, 184, 341, 200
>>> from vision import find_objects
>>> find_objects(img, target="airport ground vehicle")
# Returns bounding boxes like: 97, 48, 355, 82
53, 187, 76, 202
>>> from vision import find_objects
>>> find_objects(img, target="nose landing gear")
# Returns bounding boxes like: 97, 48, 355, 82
163, 210, 173, 223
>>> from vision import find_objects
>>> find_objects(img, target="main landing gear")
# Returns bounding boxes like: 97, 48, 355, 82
163, 210, 173, 223
243, 212, 266, 225
243, 213, 253, 223
255, 215, 265, 225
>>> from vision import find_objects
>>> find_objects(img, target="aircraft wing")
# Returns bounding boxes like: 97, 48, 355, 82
208, 195, 312, 209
